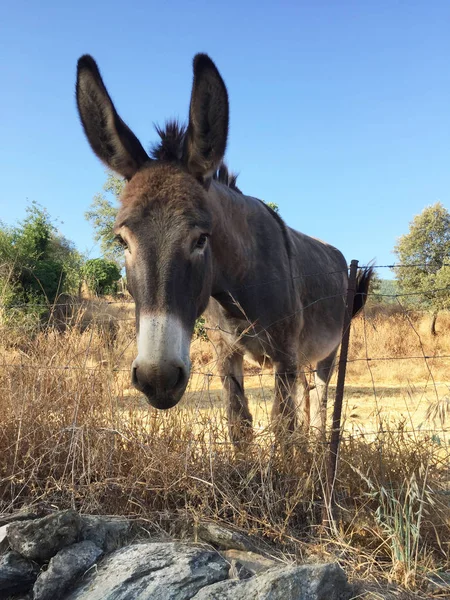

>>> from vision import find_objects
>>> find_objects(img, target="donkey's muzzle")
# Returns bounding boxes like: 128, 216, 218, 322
131, 359, 189, 409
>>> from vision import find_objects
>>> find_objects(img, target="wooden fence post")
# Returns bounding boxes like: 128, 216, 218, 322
323, 259, 359, 527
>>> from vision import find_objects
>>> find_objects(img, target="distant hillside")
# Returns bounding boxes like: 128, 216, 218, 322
374, 278, 422, 307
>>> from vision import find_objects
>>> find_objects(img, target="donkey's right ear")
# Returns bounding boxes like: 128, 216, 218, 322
183, 54, 229, 183
76, 55, 150, 180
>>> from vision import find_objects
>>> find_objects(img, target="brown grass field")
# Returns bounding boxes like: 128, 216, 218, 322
0, 300, 449, 597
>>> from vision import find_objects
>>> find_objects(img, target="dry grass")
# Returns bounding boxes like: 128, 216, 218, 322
0, 302, 449, 595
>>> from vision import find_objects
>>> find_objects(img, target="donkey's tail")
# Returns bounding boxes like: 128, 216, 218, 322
352, 264, 374, 318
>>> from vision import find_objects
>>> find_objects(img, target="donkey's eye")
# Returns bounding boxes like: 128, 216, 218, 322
116, 235, 128, 251
195, 234, 209, 250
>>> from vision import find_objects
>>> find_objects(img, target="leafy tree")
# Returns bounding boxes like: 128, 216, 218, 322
394, 202, 450, 334
0, 203, 83, 316
48, 236, 85, 296
85, 172, 124, 262
83, 258, 121, 295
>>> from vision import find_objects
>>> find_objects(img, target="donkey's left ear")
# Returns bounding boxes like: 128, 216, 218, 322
183, 54, 229, 183
76, 55, 150, 180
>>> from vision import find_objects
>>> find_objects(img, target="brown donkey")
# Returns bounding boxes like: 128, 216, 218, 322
76, 54, 372, 445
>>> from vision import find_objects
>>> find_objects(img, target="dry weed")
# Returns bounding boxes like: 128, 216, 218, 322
0, 305, 448, 593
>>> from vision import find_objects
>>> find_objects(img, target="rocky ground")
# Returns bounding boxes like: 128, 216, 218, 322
0, 508, 354, 599
0, 508, 447, 599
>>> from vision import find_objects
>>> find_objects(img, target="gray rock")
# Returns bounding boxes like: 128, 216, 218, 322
0, 508, 42, 527
197, 522, 257, 552
79, 515, 131, 552
222, 549, 279, 579
0, 523, 10, 554
33, 541, 102, 600
0, 551, 39, 595
193, 563, 353, 600
7, 509, 81, 562
64, 542, 229, 600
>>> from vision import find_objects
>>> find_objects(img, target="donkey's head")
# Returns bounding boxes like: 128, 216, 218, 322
76, 54, 229, 409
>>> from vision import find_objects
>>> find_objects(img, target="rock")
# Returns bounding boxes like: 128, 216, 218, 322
192, 563, 353, 600
0, 551, 39, 595
7, 509, 81, 562
64, 542, 229, 600
0, 508, 43, 527
33, 541, 102, 600
0, 523, 10, 553
1, 509, 353, 600
79, 515, 131, 552
197, 522, 257, 552
227, 560, 253, 581
222, 549, 279, 579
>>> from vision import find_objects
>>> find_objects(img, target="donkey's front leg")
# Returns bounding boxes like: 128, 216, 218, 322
271, 360, 297, 433
219, 351, 253, 448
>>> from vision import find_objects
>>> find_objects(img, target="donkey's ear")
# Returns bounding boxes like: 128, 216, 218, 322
76, 55, 150, 180
183, 54, 229, 182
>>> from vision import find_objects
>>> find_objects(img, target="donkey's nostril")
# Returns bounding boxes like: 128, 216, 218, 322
131, 360, 188, 398
164, 366, 184, 392
175, 367, 184, 390
132, 366, 138, 386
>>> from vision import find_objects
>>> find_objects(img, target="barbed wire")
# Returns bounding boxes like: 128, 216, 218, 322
1, 281, 450, 312
2, 353, 450, 376
1, 265, 449, 419
0, 261, 449, 311
368, 287, 450, 298
361, 263, 450, 269
0, 270, 450, 312
0, 423, 446, 447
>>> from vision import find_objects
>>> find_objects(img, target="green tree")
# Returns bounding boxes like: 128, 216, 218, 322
0, 203, 84, 324
394, 202, 450, 334
85, 172, 124, 262
83, 258, 121, 295
48, 236, 84, 296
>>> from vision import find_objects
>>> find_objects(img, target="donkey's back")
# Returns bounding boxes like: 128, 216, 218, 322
287, 226, 349, 366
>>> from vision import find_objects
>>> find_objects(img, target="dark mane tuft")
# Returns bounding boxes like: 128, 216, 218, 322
150, 120, 186, 161
150, 122, 242, 193
213, 163, 242, 193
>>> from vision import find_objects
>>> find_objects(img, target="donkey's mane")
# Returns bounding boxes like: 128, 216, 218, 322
150, 120, 242, 193
151, 120, 186, 162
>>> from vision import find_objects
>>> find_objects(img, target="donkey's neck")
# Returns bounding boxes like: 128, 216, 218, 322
208, 182, 256, 294
207, 181, 292, 306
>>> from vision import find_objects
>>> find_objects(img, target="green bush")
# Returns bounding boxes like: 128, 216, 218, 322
83, 258, 121, 295
0, 203, 84, 325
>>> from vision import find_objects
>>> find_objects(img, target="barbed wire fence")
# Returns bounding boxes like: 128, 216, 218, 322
1, 262, 449, 405
0, 261, 449, 521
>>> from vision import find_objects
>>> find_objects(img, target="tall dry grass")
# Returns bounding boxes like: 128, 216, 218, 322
348, 308, 450, 385
0, 302, 449, 593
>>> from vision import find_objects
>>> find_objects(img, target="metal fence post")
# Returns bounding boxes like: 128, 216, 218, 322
323, 259, 359, 527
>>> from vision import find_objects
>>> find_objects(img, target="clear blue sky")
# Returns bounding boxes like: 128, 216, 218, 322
1, 1, 450, 278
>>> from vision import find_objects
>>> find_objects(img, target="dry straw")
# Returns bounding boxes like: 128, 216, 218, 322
0, 292, 448, 593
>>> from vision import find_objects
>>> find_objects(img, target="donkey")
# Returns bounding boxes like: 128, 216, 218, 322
76, 53, 372, 444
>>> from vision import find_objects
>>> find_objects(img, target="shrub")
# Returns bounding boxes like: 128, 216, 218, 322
83, 258, 121, 295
